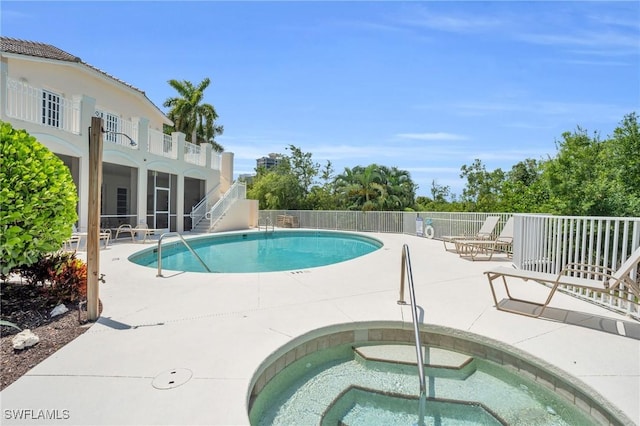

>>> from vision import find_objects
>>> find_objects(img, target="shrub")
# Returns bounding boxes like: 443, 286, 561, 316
21, 252, 87, 304
0, 121, 78, 275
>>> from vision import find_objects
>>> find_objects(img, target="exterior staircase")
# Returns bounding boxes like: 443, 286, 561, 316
192, 217, 211, 233
190, 180, 247, 233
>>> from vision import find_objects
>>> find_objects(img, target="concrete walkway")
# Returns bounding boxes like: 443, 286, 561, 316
1, 232, 638, 425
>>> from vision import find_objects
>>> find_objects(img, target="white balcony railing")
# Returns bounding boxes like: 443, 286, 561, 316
5, 76, 221, 170
5, 77, 81, 134
110, 117, 138, 149
184, 141, 206, 166
148, 128, 177, 158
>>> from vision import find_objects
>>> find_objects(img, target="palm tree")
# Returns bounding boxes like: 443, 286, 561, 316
381, 166, 416, 210
334, 165, 386, 211
163, 78, 224, 151
334, 164, 416, 211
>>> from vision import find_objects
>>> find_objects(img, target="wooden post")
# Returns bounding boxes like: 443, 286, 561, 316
87, 117, 103, 321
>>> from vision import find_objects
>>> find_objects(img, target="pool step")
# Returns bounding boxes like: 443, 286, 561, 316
353, 344, 475, 380
321, 385, 504, 426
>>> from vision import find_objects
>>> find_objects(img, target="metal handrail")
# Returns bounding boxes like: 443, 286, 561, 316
397, 244, 426, 426
156, 232, 211, 277
258, 217, 274, 232
190, 183, 221, 230
206, 181, 246, 231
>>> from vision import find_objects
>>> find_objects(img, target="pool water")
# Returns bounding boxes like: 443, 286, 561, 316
249, 343, 596, 426
128, 230, 382, 273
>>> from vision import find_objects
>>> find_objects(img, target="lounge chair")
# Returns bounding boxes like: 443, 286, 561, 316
68, 225, 110, 249
484, 246, 640, 318
63, 234, 82, 251
442, 216, 500, 251
453, 217, 514, 260
114, 223, 163, 243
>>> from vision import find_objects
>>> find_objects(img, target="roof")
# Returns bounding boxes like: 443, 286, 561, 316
0, 37, 169, 121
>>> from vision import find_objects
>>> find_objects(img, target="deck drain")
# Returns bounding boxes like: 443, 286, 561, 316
152, 368, 193, 390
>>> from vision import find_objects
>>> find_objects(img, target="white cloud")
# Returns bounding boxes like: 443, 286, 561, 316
395, 132, 468, 141
404, 166, 461, 174
400, 6, 505, 34
517, 31, 639, 50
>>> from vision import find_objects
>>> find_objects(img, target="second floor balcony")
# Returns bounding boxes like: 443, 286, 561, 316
3, 76, 220, 170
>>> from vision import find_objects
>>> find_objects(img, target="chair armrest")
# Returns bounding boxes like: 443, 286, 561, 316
560, 263, 616, 281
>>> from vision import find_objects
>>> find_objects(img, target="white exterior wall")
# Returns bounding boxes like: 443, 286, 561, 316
1, 52, 233, 233
213, 199, 258, 233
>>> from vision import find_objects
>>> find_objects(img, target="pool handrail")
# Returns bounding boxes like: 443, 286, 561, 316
156, 232, 211, 277
258, 217, 274, 232
397, 244, 426, 426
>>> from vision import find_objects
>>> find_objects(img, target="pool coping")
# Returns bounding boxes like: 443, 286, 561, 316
247, 321, 633, 426
1, 231, 638, 425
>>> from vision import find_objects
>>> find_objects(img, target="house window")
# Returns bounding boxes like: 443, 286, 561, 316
41, 90, 61, 128
97, 111, 120, 143
117, 187, 128, 216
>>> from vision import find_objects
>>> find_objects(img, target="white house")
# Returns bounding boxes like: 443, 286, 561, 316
0, 37, 253, 234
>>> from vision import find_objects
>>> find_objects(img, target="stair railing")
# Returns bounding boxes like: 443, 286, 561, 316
397, 244, 426, 426
206, 181, 246, 231
190, 183, 221, 230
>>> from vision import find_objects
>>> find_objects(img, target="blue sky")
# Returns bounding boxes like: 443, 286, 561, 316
2, 1, 639, 197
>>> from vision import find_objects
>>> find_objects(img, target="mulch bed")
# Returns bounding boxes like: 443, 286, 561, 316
0, 280, 92, 391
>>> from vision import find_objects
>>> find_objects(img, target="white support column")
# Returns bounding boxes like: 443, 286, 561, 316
176, 175, 185, 233
134, 117, 149, 153
77, 95, 96, 231
0, 60, 8, 121
174, 132, 186, 162
137, 163, 148, 226
221, 152, 234, 193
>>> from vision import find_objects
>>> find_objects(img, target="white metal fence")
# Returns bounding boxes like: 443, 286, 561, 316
259, 210, 639, 317
513, 214, 640, 317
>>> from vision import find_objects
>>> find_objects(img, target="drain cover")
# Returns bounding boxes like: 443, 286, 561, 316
152, 368, 193, 390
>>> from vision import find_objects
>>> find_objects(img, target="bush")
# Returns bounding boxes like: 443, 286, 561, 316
20, 252, 87, 304
0, 121, 78, 275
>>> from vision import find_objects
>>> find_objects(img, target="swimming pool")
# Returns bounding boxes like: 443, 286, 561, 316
128, 230, 383, 273
248, 323, 628, 425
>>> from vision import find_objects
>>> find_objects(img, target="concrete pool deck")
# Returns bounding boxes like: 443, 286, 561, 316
1, 231, 638, 425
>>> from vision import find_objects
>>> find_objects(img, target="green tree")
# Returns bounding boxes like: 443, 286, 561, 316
498, 159, 549, 213
163, 78, 224, 152
430, 180, 451, 203
307, 160, 338, 210
0, 122, 78, 275
380, 166, 416, 211
247, 146, 332, 210
334, 164, 416, 211
459, 159, 505, 211
541, 127, 614, 215
607, 112, 640, 216
334, 165, 385, 211
286, 145, 319, 198
247, 165, 303, 210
